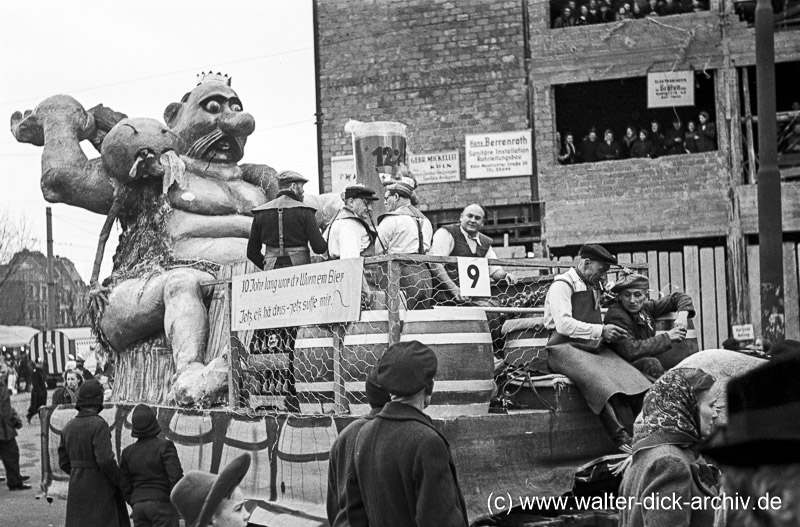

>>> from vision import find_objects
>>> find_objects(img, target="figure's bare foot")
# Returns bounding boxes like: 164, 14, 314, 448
10, 95, 95, 146
169, 356, 228, 408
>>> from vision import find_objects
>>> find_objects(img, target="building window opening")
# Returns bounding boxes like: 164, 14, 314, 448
550, 0, 709, 28
739, 61, 800, 182
554, 72, 717, 164
733, 0, 800, 31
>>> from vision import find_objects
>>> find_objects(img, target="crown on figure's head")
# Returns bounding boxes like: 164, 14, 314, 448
196, 71, 232, 86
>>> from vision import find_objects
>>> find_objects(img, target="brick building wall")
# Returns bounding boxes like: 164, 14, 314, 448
316, 0, 532, 210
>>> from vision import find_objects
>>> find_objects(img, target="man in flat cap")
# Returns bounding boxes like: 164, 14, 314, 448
346, 341, 468, 527
247, 170, 327, 270
543, 244, 652, 451
702, 355, 800, 527
375, 181, 434, 309
171, 453, 253, 527
327, 368, 391, 527
603, 272, 695, 379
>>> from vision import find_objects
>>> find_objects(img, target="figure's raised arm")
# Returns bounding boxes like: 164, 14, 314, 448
10, 95, 114, 214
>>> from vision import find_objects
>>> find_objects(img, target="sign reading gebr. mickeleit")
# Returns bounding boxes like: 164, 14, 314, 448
647, 71, 695, 108
409, 150, 460, 184
465, 130, 532, 179
231, 259, 364, 331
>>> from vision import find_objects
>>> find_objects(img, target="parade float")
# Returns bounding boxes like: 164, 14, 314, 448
11, 74, 766, 527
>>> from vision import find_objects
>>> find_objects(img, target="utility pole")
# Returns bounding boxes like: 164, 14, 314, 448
46, 207, 58, 329
755, 0, 784, 344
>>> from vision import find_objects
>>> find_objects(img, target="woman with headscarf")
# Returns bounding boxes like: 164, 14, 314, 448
52, 370, 83, 406
604, 273, 695, 380
619, 368, 720, 527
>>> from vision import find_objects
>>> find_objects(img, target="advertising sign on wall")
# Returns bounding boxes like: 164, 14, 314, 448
465, 130, 532, 179
232, 259, 363, 331
647, 71, 695, 108
330, 155, 357, 194
409, 150, 460, 184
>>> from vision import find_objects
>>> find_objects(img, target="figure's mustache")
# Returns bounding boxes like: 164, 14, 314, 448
186, 129, 244, 159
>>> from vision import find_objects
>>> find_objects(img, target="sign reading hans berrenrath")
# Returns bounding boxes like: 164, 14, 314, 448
409, 150, 460, 184
465, 130, 532, 179
232, 259, 363, 331
647, 71, 695, 108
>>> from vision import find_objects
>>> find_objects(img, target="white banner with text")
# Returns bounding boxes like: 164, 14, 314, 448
231, 259, 364, 331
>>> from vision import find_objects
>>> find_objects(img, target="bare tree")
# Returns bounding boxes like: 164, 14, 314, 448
0, 210, 38, 289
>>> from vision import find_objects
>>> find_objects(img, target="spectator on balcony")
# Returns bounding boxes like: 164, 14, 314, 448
664, 118, 686, 155
580, 128, 600, 163
553, 6, 574, 28
576, 4, 592, 24
631, 129, 656, 159
599, 0, 616, 21
684, 120, 699, 153
696, 111, 717, 152
632, 2, 647, 18
567, 0, 579, 19
559, 131, 579, 164
649, 119, 666, 158
616, 3, 634, 20
657, 0, 680, 15
597, 129, 622, 161
621, 125, 638, 158
588, 0, 602, 22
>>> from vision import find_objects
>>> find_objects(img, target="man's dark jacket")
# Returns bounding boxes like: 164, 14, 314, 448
120, 435, 184, 504
346, 402, 468, 527
604, 292, 695, 362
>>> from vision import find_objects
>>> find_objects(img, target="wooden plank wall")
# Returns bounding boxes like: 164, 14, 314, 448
746, 243, 800, 341
615, 245, 727, 349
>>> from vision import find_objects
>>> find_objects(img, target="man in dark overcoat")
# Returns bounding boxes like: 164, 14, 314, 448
58, 379, 127, 527
345, 340, 469, 527
1, 360, 31, 490
26, 358, 48, 424
543, 244, 652, 450
326, 368, 390, 526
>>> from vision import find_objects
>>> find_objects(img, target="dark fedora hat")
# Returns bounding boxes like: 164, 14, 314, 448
171, 453, 251, 527
701, 355, 800, 466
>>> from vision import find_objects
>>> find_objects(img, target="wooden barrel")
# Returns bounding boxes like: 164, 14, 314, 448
655, 313, 700, 369
342, 310, 391, 416
275, 415, 338, 504
400, 307, 495, 418
502, 316, 551, 373
294, 325, 336, 414
219, 416, 271, 495
166, 411, 215, 472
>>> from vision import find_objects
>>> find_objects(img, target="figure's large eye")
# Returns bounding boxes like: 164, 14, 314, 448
204, 100, 222, 113
230, 102, 242, 112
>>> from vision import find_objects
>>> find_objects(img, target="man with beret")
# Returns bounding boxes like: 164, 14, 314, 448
326, 368, 391, 527
375, 181, 434, 309
603, 272, 695, 379
345, 341, 468, 527
247, 170, 327, 270
58, 379, 127, 527
120, 404, 184, 527
543, 244, 652, 451
702, 355, 800, 526
0, 360, 30, 491
171, 453, 253, 527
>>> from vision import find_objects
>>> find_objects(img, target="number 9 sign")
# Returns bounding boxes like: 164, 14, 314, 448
456, 257, 491, 297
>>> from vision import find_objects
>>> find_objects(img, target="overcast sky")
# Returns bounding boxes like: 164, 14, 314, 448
0, 0, 317, 283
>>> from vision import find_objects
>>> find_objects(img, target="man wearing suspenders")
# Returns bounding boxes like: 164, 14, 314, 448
247, 170, 327, 270
376, 181, 433, 309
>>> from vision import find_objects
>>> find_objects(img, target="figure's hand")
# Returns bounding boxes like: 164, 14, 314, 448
602, 324, 628, 342
11, 95, 96, 146
361, 289, 375, 310
668, 326, 687, 342
504, 272, 518, 285
88, 283, 112, 317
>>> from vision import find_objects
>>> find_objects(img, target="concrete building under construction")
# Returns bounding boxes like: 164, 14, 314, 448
313, 0, 800, 348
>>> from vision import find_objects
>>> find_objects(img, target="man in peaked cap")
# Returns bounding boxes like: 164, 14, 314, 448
345, 341, 468, 527
603, 272, 695, 380
543, 244, 652, 451
247, 170, 327, 270
171, 453, 253, 527
325, 184, 380, 260
702, 355, 800, 526
120, 404, 184, 527
375, 180, 434, 310
326, 368, 391, 527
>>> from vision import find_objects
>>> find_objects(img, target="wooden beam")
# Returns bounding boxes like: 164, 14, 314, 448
742, 68, 758, 185
700, 247, 718, 349
714, 246, 729, 348
683, 246, 703, 349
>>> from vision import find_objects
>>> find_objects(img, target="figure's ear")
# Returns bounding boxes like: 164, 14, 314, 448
164, 103, 182, 127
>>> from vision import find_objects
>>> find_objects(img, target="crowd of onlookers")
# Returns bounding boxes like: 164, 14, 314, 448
551, 0, 708, 27
558, 111, 717, 164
